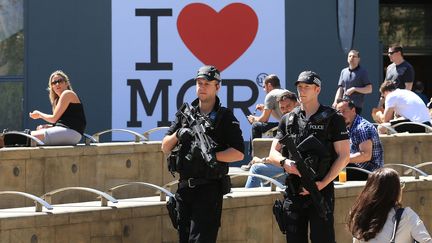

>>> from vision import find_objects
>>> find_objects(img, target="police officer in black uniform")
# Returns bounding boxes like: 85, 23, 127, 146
268, 71, 350, 243
161, 65, 244, 243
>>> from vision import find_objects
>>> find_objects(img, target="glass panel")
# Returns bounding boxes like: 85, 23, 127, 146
0, 81, 23, 130
380, 4, 432, 49
0, 0, 24, 75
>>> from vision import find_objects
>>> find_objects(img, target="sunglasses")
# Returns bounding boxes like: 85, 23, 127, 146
51, 79, 64, 85
388, 51, 398, 55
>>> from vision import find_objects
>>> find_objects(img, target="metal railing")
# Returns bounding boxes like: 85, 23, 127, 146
1, 131, 45, 146
392, 122, 432, 133
92, 129, 147, 142
345, 167, 372, 175
384, 163, 428, 179
0, 191, 52, 212
107, 181, 174, 202
41, 187, 118, 206
228, 172, 286, 191
143, 127, 170, 141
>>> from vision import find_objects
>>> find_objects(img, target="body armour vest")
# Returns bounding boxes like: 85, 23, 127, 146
283, 105, 337, 180
173, 104, 229, 180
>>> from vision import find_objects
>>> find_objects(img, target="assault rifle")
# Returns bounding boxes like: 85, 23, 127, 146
279, 134, 329, 220
177, 103, 218, 168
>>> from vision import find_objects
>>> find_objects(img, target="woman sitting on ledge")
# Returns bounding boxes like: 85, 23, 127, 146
348, 167, 431, 243
29, 70, 86, 145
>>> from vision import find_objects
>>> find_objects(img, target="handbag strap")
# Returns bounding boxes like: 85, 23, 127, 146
390, 207, 405, 243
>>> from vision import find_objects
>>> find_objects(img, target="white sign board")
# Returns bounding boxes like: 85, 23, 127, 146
112, 1, 285, 141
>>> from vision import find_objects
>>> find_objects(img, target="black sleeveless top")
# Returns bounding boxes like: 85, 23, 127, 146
55, 103, 87, 135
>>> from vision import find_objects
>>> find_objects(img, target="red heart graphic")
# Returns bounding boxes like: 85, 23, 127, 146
177, 3, 258, 72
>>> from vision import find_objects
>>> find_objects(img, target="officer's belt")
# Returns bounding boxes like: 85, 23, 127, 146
178, 178, 218, 189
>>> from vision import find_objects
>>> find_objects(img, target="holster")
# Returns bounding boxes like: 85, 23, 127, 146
220, 175, 232, 195
273, 199, 287, 234
273, 195, 301, 234
166, 196, 179, 229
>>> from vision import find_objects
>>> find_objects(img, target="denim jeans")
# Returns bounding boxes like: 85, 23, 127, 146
245, 163, 286, 188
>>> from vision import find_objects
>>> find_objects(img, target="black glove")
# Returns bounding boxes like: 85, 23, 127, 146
176, 128, 193, 143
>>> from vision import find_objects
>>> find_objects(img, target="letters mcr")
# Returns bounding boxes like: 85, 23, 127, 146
127, 8, 258, 127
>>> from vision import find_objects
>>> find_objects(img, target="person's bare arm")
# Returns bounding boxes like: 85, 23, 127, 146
215, 148, 244, 163
405, 82, 413, 91
349, 139, 372, 163
317, 139, 350, 190
268, 139, 300, 176
345, 84, 372, 95
161, 132, 178, 154
29, 91, 76, 123
247, 109, 272, 123
332, 87, 344, 108
382, 107, 395, 123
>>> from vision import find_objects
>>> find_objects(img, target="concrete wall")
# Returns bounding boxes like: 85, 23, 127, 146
0, 178, 430, 243
253, 133, 432, 174
0, 142, 173, 209
1, 133, 432, 209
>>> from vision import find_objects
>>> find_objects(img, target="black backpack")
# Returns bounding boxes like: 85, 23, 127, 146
2, 129, 32, 147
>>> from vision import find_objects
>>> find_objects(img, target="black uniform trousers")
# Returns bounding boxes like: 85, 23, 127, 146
176, 181, 223, 243
284, 186, 335, 243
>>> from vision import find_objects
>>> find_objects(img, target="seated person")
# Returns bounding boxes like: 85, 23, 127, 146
29, 70, 87, 145
245, 91, 299, 188
336, 99, 383, 180
374, 80, 431, 134
247, 74, 287, 141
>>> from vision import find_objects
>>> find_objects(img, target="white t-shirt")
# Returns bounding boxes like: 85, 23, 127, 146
385, 89, 431, 123
353, 207, 432, 243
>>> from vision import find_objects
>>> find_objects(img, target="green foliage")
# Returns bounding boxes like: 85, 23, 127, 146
380, 5, 430, 48
0, 82, 23, 130
0, 30, 24, 75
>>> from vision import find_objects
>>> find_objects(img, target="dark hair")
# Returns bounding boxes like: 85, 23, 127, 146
349, 49, 360, 58
277, 91, 297, 102
347, 168, 402, 241
379, 80, 397, 93
336, 98, 356, 109
414, 81, 424, 92
264, 74, 281, 88
389, 44, 403, 56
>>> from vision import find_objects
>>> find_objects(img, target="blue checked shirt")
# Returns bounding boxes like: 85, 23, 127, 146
349, 115, 384, 172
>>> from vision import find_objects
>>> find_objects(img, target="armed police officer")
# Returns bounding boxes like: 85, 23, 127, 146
269, 71, 350, 243
161, 65, 244, 243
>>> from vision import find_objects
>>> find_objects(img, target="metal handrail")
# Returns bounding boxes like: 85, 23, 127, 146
262, 172, 286, 186
83, 133, 98, 145
107, 182, 174, 202
345, 167, 372, 175
228, 172, 286, 191
42, 187, 118, 206
384, 163, 428, 179
3, 131, 45, 146
404, 161, 432, 175
392, 122, 432, 133
142, 127, 170, 141
163, 173, 286, 193
0, 191, 53, 212
376, 123, 398, 134
92, 129, 147, 142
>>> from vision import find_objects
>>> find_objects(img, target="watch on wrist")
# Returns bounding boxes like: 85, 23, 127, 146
280, 158, 287, 167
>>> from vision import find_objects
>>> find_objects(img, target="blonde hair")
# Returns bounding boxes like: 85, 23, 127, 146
47, 70, 73, 107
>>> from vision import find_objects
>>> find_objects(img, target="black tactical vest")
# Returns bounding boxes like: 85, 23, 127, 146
174, 105, 229, 180
283, 106, 337, 180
